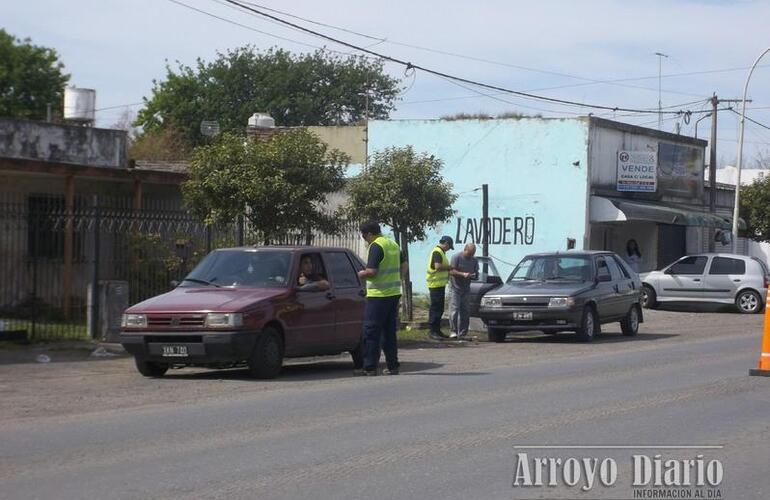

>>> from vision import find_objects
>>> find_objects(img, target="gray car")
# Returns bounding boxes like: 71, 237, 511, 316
640, 253, 769, 314
477, 251, 643, 343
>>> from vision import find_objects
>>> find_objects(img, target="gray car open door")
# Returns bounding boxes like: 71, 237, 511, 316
468, 256, 504, 317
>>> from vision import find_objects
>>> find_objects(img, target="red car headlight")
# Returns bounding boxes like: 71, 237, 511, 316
205, 313, 244, 328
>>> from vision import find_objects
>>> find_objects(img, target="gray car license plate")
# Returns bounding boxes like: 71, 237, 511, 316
162, 345, 188, 357
512, 312, 533, 321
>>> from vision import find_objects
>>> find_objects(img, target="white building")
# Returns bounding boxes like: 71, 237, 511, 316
711, 166, 770, 265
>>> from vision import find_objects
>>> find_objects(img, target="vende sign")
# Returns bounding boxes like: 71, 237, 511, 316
617, 150, 657, 193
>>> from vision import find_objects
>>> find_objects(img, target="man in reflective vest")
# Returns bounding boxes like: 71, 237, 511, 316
426, 236, 454, 340
357, 221, 407, 376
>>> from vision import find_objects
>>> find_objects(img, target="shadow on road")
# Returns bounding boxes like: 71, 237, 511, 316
164, 359, 445, 382
654, 303, 738, 314
407, 370, 490, 377
500, 331, 678, 344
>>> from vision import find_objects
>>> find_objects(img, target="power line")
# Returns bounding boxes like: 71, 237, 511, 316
232, 0, 770, 90
595, 99, 709, 119
94, 102, 144, 112
717, 137, 770, 146
730, 108, 770, 131
435, 75, 587, 116
232, 0, 385, 42
218, 0, 709, 116
229, 0, 708, 99
164, 0, 356, 55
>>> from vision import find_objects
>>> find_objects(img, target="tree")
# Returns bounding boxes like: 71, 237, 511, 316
739, 172, 770, 242
129, 123, 191, 160
183, 129, 348, 244
110, 108, 139, 141
0, 29, 69, 120
136, 47, 399, 146
344, 146, 458, 319
753, 150, 770, 169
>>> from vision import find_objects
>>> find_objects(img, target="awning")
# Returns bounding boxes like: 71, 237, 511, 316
590, 196, 745, 230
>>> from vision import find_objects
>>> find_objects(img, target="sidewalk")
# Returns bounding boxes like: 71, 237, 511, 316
0, 340, 127, 365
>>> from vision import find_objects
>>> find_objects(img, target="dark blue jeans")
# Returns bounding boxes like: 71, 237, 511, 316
428, 286, 446, 333
363, 295, 400, 371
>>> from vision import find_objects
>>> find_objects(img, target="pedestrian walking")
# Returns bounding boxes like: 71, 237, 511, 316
448, 243, 478, 339
426, 235, 454, 340
356, 221, 407, 376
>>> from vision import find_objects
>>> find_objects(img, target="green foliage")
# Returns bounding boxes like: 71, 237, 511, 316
0, 29, 69, 120
345, 146, 457, 243
739, 173, 770, 242
127, 232, 185, 302
183, 129, 348, 244
441, 111, 542, 121
135, 47, 399, 146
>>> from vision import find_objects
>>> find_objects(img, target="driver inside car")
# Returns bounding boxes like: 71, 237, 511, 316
297, 255, 330, 291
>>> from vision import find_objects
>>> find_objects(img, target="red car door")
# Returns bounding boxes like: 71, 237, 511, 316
323, 251, 366, 351
280, 252, 336, 356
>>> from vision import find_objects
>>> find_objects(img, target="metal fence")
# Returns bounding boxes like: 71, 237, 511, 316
0, 196, 361, 341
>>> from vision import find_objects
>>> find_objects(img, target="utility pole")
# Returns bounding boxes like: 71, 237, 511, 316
655, 52, 669, 130
708, 94, 719, 252
705, 95, 749, 251
481, 184, 489, 278
481, 184, 489, 259
363, 81, 370, 168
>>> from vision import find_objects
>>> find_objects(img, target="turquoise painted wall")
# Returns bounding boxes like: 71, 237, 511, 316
367, 118, 590, 294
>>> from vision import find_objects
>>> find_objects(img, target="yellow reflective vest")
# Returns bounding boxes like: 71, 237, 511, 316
365, 236, 402, 298
426, 246, 449, 288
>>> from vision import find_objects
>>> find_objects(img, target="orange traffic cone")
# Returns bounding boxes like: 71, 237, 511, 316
749, 291, 770, 377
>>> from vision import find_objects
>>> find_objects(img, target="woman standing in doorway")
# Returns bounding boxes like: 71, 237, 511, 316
625, 239, 642, 273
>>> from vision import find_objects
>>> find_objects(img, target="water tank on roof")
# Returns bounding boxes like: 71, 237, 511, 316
64, 87, 96, 124
248, 112, 275, 128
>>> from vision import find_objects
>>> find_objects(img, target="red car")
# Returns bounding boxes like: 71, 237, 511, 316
120, 247, 366, 378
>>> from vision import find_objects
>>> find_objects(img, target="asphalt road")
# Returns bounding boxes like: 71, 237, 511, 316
1, 308, 769, 500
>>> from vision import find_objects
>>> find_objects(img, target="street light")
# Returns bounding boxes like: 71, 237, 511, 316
732, 46, 770, 252
655, 52, 669, 130
693, 112, 712, 139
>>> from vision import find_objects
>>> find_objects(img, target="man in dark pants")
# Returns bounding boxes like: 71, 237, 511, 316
426, 236, 454, 340
357, 222, 407, 376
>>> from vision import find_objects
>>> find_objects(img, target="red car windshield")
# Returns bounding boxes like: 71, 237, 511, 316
181, 249, 292, 288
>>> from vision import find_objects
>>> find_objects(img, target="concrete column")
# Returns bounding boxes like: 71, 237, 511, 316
132, 179, 143, 211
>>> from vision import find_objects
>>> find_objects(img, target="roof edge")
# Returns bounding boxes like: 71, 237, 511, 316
589, 116, 708, 147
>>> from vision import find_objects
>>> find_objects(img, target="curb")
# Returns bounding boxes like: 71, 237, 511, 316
400, 319, 450, 330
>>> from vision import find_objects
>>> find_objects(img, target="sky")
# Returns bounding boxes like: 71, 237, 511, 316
6, 0, 770, 166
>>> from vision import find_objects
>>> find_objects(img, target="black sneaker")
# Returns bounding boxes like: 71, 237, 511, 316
429, 332, 444, 341
383, 367, 399, 375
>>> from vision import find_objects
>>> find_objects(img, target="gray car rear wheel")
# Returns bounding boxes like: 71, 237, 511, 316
620, 305, 641, 336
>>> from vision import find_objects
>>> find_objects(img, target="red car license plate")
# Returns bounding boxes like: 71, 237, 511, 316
512, 312, 533, 321
162, 345, 189, 357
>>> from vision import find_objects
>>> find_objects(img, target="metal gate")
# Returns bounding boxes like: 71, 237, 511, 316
0, 197, 360, 341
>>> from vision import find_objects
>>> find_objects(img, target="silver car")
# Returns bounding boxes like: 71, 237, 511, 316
640, 253, 769, 314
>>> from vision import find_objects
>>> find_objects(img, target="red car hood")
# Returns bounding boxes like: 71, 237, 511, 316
126, 287, 288, 313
